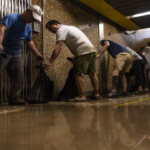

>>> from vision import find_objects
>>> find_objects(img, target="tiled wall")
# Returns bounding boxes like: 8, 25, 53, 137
43, 0, 99, 97
31, 0, 43, 86
31, 0, 150, 95
103, 22, 150, 91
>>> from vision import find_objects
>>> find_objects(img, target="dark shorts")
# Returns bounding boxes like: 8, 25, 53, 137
73, 52, 96, 74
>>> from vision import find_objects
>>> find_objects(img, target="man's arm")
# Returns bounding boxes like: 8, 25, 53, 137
97, 41, 110, 58
43, 41, 64, 70
0, 24, 7, 51
25, 40, 43, 62
0, 14, 17, 50
49, 41, 64, 63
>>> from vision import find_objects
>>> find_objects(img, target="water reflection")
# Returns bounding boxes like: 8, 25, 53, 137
0, 99, 150, 150
112, 100, 150, 150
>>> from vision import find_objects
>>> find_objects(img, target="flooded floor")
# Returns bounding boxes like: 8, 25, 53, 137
0, 94, 150, 150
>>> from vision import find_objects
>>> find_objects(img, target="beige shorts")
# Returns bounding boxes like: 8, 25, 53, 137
113, 52, 135, 73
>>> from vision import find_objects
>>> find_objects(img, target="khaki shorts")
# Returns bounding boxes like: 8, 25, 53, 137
73, 52, 96, 74
114, 52, 134, 73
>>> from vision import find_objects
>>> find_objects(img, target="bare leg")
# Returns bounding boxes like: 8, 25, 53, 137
74, 74, 86, 100
88, 72, 100, 97
119, 72, 127, 92
112, 69, 120, 92
138, 86, 143, 91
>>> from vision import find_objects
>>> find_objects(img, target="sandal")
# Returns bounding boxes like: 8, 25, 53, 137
86, 95, 100, 100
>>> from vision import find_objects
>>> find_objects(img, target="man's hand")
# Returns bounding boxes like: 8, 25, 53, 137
36, 53, 43, 62
96, 54, 101, 58
0, 45, 4, 64
26, 40, 44, 62
0, 44, 4, 51
0, 24, 7, 50
43, 61, 52, 71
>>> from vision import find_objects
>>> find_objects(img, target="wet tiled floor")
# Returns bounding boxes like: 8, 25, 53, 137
0, 106, 25, 114
0, 94, 150, 150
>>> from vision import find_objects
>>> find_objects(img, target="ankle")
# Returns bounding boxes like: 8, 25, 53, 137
112, 89, 117, 92
79, 95, 86, 98
93, 91, 100, 96
122, 90, 126, 92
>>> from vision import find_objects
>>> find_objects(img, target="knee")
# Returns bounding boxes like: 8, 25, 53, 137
88, 72, 97, 80
88, 72, 95, 77
74, 73, 83, 78
119, 71, 124, 77
112, 75, 119, 89
88, 73, 98, 82
112, 69, 120, 76
138, 76, 143, 81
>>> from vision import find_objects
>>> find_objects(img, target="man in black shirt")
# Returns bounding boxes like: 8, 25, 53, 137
97, 40, 134, 97
127, 47, 148, 94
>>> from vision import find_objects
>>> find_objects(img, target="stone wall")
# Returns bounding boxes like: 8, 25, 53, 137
31, 0, 150, 95
43, 0, 99, 97
103, 22, 150, 91
31, 0, 43, 86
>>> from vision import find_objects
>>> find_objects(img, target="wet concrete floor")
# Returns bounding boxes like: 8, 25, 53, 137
0, 94, 150, 150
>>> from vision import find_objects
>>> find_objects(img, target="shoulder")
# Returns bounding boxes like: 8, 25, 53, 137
26, 24, 31, 29
26, 24, 31, 32
59, 25, 68, 30
104, 40, 111, 44
104, 40, 110, 44
69, 25, 80, 31
56, 25, 68, 34
1, 14, 20, 28
143, 47, 150, 51
5, 14, 19, 20
60, 25, 76, 30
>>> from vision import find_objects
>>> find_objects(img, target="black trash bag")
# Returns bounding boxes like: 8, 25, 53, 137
57, 57, 78, 101
57, 68, 78, 101
26, 70, 54, 104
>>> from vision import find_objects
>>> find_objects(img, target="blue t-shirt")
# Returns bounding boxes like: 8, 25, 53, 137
105, 40, 130, 59
1, 14, 32, 55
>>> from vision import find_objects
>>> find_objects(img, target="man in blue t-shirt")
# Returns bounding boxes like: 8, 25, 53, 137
97, 40, 134, 97
0, 5, 44, 105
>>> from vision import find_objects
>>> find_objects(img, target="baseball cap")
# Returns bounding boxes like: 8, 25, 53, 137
28, 5, 44, 22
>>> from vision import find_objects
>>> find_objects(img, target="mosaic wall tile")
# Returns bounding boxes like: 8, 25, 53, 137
43, 0, 99, 97
31, 0, 43, 86
31, 0, 150, 95
103, 22, 150, 91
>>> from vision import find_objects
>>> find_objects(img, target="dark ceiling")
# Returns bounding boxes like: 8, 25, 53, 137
105, 0, 150, 16
105, 0, 150, 28
130, 15, 150, 28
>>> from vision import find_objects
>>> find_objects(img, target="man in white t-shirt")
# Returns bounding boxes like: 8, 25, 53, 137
142, 42, 150, 90
142, 42, 150, 65
43, 20, 100, 102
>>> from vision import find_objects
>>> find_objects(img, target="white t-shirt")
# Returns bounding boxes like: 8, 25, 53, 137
56, 25, 96, 56
143, 46, 150, 65
143, 46, 150, 55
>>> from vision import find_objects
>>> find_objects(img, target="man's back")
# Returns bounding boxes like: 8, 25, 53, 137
56, 25, 96, 56
1, 14, 31, 55
143, 47, 150, 65
106, 40, 130, 58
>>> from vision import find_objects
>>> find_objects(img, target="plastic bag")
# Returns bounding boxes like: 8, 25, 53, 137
58, 68, 78, 101
26, 71, 54, 103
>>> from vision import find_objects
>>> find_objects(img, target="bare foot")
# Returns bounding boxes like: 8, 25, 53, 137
68, 96, 86, 102
86, 94, 100, 100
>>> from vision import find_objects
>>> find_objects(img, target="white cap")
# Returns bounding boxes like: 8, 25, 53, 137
28, 5, 44, 22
